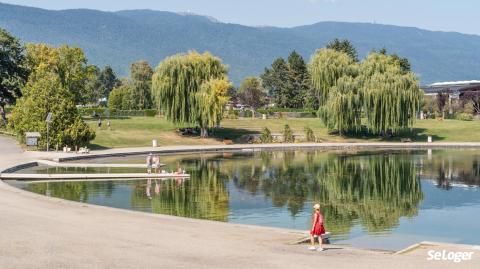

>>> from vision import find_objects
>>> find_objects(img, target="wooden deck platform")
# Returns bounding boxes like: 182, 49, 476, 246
37, 160, 165, 168
0, 173, 190, 181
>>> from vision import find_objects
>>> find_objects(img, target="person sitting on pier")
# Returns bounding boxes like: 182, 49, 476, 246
174, 167, 183, 175
146, 153, 153, 174
152, 155, 160, 173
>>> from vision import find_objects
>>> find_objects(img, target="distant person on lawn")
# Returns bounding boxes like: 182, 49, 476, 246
309, 203, 326, 251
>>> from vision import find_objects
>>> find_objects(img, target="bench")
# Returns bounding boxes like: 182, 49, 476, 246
78, 147, 90, 154
400, 138, 412, 143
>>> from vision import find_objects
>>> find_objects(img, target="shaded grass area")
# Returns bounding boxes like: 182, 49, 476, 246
87, 117, 480, 148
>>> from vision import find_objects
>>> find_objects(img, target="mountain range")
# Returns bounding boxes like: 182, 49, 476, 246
1, 2, 480, 84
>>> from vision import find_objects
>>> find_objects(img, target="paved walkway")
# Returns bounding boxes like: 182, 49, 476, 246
1, 135, 480, 268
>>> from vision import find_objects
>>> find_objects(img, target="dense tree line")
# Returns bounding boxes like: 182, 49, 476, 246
2, 25, 423, 143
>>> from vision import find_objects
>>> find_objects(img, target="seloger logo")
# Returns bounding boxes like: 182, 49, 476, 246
427, 250, 474, 263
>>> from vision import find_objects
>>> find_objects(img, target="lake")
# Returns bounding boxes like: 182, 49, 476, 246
6, 148, 480, 251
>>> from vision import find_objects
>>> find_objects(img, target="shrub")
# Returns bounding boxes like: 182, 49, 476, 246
456, 113, 473, 121
282, 124, 294, 143
260, 127, 273, 143
145, 109, 157, 117
225, 109, 238, 119
463, 101, 476, 115
304, 126, 315, 142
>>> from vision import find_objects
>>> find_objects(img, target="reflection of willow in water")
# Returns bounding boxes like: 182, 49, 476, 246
25, 181, 115, 202
419, 151, 480, 189
131, 158, 229, 221
231, 151, 423, 235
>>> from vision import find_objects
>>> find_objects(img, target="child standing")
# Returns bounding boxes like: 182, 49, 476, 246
309, 203, 326, 251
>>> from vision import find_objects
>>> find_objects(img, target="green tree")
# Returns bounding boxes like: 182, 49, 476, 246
436, 91, 449, 119
99, 66, 120, 99
376, 48, 411, 74
83, 65, 102, 104
9, 71, 95, 149
310, 48, 421, 135
25, 44, 90, 104
130, 60, 153, 110
195, 79, 231, 137
326, 38, 359, 62
261, 58, 289, 108
260, 127, 273, 143
286, 51, 310, 108
318, 76, 362, 135
151, 51, 230, 137
304, 126, 315, 142
108, 84, 132, 110
237, 77, 266, 114
262, 53, 312, 109
0, 28, 28, 122
282, 124, 294, 143
309, 48, 357, 106
359, 52, 422, 134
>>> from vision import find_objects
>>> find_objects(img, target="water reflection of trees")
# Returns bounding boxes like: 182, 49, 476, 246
230, 151, 423, 235
131, 157, 229, 221
25, 181, 115, 202
419, 150, 480, 188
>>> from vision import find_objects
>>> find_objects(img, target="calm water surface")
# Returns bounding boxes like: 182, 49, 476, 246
7, 149, 480, 251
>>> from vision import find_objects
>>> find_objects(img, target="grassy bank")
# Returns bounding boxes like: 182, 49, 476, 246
86, 117, 480, 148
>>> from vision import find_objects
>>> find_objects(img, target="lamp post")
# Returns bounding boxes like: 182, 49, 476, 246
46, 112, 52, 151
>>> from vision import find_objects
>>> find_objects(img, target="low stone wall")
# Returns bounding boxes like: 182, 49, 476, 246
1, 161, 38, 173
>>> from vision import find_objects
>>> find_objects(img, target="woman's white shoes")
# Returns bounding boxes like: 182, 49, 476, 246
308, 246, 316, 251
317, 248, 325, 252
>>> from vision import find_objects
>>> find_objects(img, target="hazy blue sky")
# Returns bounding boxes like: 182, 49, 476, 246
2, 0, 479, 35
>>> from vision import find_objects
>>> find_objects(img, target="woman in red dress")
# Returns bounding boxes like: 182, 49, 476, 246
309, 203, 326, 251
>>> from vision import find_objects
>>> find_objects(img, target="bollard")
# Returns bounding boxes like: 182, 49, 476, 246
427, 136, 432, 143
152, 139, 158, 147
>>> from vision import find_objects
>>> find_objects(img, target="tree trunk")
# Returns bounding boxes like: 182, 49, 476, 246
200, 127, 208, 138
0, 105, 7, 125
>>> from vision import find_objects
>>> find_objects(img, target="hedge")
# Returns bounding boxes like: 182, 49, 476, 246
78, 108, 158, 118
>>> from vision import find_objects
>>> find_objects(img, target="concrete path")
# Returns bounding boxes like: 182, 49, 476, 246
1, 135, 480, 269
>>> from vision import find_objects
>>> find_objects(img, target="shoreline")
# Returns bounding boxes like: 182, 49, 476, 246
1, 136, 480, 268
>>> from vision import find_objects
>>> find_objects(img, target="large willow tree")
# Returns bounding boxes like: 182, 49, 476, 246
151, 51, 230, 137
309, 48, 422, 135
309, 48, 357, 105
318, 75, 362, 134
359, 53, 422, 134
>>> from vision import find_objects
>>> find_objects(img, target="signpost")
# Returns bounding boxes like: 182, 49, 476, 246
46, 112, 52, 151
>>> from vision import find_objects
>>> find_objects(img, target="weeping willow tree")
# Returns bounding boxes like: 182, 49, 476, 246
309, 48, 357, 105
359, 53, 423, 134
151, 51, 230, 137
195, 79, 231, 137
318, 75, 362, 134
310, 48, 422, 135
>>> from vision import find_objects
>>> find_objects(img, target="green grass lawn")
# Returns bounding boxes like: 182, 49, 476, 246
87, 117, 480, 148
